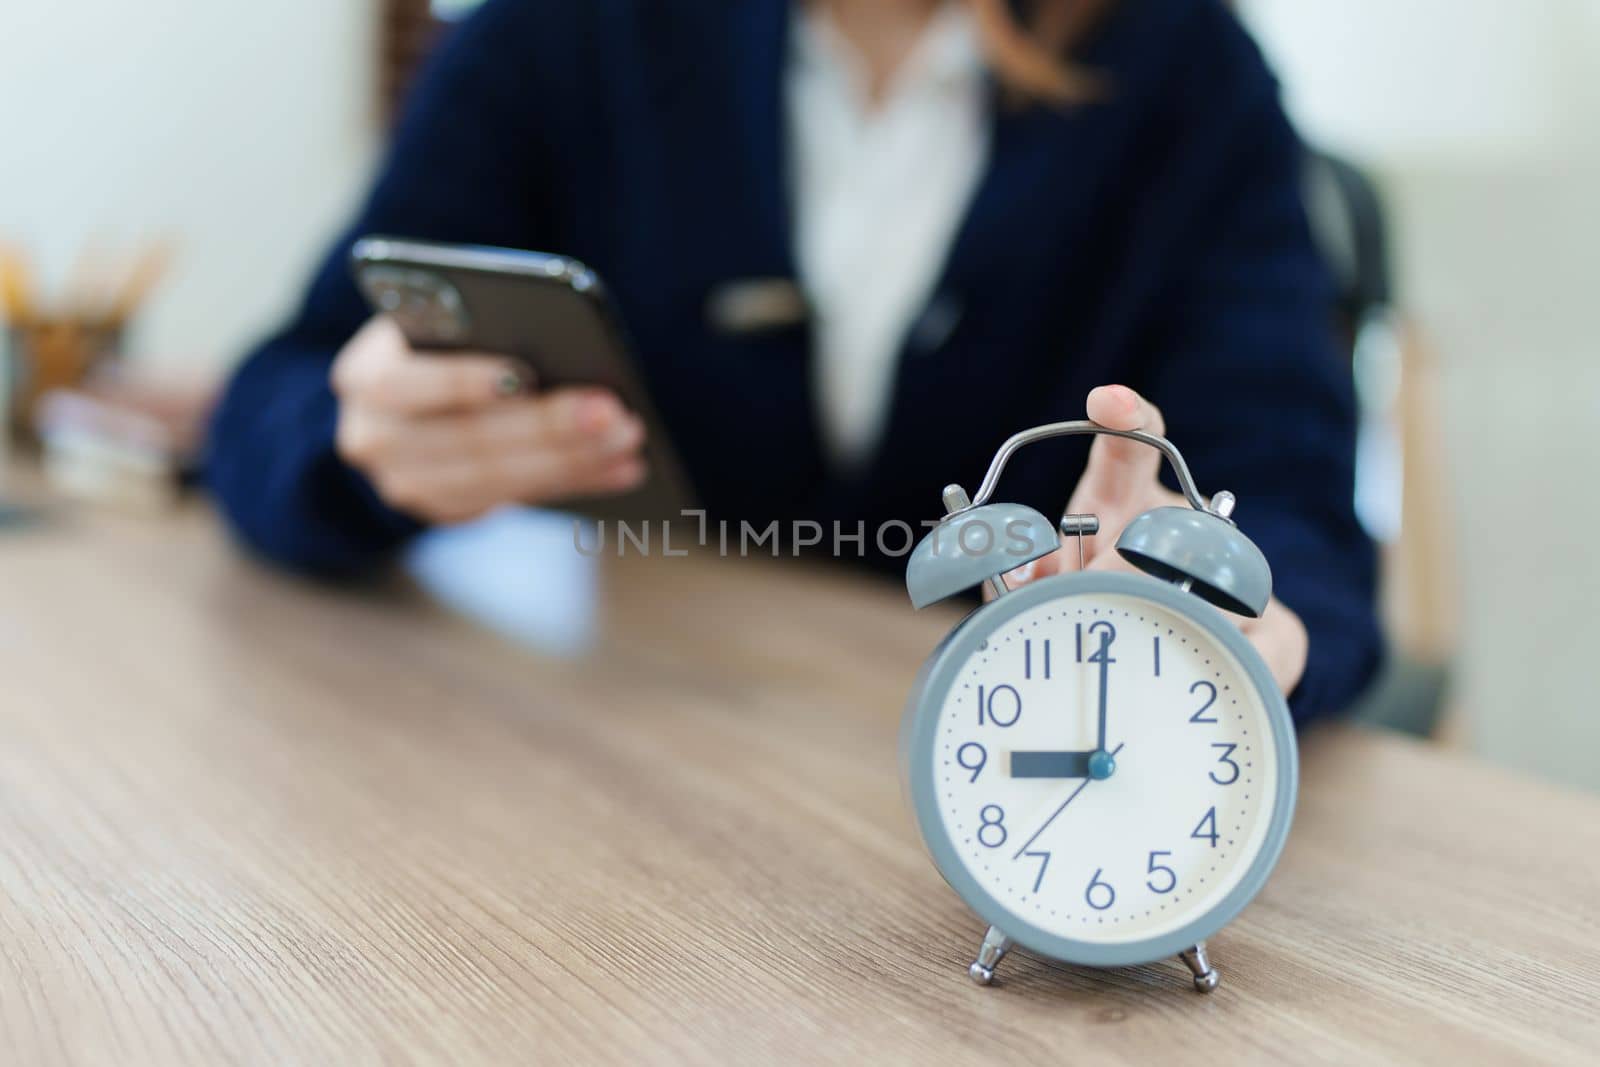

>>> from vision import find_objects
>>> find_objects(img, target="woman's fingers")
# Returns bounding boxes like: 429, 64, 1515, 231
1076, 384, 1167, 505
332, 315, 653, 521
350, 349, 522, 414
331, 317, 529, 415
998, 552, 1052, 594
1004, 488, 1188, 593
1003, 385, 1179, 591
1002, 533, 1085, 591
1238, 600, 1309, 695
372, 389, 641, 465
338, 380, 647, 523
990, 381, 1309, 697
371, 447, 647, 524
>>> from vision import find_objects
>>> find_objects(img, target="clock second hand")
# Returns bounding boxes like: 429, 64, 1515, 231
1010, 742, 1125, 860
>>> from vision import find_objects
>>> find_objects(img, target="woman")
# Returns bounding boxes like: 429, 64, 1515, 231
208, 0, 1380, 722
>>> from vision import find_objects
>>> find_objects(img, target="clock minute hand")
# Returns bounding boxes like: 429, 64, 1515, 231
1010, 743, 1125, 860
1095, 628, 1111, 752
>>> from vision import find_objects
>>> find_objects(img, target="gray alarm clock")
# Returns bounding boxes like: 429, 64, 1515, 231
899, 421, 1297, 993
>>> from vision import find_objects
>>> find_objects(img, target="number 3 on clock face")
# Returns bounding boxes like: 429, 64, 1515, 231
902, 572, 1297, 969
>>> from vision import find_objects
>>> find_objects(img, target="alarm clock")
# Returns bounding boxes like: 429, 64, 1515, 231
900, 420, 1297, 993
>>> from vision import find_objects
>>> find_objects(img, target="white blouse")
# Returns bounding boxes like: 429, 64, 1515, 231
787, 3, 990, 470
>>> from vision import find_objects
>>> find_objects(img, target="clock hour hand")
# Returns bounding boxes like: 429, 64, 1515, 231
1011, 748, 1115, 780
1011, 750, 1101, 778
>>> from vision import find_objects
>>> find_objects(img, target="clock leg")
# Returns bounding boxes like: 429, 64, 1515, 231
968, 925, 1013, 986
1179, 942, 1220, 993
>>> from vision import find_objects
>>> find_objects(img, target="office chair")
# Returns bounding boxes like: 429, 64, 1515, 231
1302, 150, 1455, 738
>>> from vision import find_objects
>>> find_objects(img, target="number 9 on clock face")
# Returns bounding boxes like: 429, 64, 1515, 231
901, 572, 1297, 968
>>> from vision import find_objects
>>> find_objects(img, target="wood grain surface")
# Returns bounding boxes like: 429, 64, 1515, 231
1, 502, 1597, 1065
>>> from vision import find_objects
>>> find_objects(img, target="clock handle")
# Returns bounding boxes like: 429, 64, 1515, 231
947, 420, 1273, 618
961, 420, 1216, 516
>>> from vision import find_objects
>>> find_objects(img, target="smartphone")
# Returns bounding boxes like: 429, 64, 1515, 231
350, 236, 693, 522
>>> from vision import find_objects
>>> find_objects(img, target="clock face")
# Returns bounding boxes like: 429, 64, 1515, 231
919, 583, 1285, 953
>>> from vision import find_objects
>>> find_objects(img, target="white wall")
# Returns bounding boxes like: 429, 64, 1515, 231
0, 0, 380, 372
1239, 0, 1592, 169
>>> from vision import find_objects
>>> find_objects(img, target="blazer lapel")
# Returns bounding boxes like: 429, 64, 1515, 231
864, 92, 1125, 504
937, 93, 1119, 329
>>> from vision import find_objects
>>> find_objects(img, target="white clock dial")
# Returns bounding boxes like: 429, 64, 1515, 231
930, 590, 1280, 945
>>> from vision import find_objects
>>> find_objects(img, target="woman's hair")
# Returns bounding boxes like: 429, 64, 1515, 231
966, 0, 1118, 103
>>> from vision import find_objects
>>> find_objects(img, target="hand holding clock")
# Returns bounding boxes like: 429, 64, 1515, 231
998, 385, 1308, 697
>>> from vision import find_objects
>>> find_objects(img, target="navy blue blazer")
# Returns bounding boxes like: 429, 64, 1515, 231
207, 0, 1381, 722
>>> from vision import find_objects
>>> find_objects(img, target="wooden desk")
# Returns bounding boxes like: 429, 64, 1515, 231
2, 504, 1597, 1065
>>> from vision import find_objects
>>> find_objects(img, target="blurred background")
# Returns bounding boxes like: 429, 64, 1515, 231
1, 1, 1595, 790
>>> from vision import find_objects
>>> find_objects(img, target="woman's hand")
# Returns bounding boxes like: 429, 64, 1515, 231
1001, 385, 1309, 696
331, 317, 647, 524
